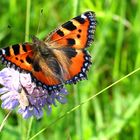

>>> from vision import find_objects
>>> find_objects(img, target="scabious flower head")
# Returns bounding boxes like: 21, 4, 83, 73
0, 68, 68, 119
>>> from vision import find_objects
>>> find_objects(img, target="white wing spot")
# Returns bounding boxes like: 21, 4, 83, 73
2, 49, 6, 55
81, 14, 87, 19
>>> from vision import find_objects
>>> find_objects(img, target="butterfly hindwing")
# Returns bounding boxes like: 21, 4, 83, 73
65, 49, 92, 84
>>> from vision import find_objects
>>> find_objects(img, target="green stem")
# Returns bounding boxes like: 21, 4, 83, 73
113, 0, 126, 80
26, 117, 33, 140
25, 0, 31, 42
25, 1, 33, 140
71, 0, 83, 140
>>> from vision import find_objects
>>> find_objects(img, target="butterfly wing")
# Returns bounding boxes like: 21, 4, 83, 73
45, 11, 96, 84
0, 43, 33, 71
45, 11, 96, 49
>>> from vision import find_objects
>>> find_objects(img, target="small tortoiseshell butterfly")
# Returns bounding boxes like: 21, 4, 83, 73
0, 11, 96, 91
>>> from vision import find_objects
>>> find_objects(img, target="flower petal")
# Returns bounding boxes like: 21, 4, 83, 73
0, 68, 69, 119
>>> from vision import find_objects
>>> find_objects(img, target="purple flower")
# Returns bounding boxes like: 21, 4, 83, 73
0, 68, 68, 119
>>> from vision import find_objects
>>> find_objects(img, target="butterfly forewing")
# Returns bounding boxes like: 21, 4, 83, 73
46, 11, 96, 49
0, 43, 33, 72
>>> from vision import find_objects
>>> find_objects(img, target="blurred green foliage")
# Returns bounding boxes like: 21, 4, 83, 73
0, 0, 140, 140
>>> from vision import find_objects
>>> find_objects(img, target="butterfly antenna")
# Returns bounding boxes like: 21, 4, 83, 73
7, 24, 12, 29
6, 24, 13, 35
36, 8, 44, 36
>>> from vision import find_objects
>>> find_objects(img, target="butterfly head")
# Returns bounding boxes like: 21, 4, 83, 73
31, 35, 49, 54
31, 35, 43, 47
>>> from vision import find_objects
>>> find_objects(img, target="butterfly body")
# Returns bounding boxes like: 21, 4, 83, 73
0, 11, 96, 91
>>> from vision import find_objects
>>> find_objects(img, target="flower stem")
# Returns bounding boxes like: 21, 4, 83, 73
25, 1, 33, 139
25, 0, 31, 42
26, 117, 33, 140
71, 0, 83, 140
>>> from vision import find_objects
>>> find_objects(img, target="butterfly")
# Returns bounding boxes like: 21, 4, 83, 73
0, 11, 96, 91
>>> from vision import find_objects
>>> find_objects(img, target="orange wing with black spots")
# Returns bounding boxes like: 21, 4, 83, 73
45, 11, 96, 49
0, 11, 96, 91
0, 43, 33, 72
45, 11, 96, 85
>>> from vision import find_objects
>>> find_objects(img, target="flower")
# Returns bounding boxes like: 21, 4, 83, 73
0, 68, 68, 119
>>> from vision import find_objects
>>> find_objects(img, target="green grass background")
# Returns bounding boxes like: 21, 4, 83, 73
0, 0, 140, 140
